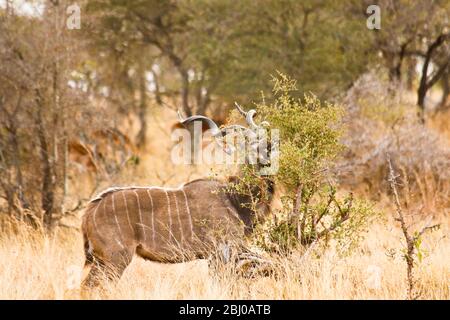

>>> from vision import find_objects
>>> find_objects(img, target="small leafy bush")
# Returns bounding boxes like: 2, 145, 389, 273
232, 73, 378, 254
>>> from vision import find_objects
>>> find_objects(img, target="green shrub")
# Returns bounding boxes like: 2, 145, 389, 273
233, 73, 378, 254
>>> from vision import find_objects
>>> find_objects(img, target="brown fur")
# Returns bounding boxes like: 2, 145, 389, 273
81, 178, 273, 287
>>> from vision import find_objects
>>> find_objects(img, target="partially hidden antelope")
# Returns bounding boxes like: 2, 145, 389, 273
81, 104, 275, 287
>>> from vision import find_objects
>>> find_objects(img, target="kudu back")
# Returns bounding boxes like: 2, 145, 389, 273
81, 105, 273, 287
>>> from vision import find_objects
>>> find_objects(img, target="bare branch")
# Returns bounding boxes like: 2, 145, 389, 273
388, 156, 411, 243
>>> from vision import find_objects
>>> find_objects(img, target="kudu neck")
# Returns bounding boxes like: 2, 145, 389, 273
225, 174, 275, 235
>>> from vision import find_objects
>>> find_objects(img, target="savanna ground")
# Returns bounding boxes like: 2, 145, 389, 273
0, 103, 449, 300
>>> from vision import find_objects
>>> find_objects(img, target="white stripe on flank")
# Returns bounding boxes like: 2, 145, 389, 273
164, 189, 173, 241
173, 192, 184, 243
111, 193, 125, 249
133, 190, 146, 241
146, 189, 155, 245
181, 189, 194, 240
92, 200, 101, 233
103, 197, 107, 221
121, 191, 133, 233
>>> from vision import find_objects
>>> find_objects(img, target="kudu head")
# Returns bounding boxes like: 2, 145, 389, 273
177, 103, 273, 169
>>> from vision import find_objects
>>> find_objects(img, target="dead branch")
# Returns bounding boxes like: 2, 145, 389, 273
387, 155, 440, 300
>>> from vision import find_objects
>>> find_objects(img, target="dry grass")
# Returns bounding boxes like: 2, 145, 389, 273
0, 215, 448, 300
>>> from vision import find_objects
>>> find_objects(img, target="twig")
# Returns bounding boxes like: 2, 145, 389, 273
387, 155, 440, 300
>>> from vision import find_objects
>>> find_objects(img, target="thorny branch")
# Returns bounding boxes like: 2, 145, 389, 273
387, 155, 440, 300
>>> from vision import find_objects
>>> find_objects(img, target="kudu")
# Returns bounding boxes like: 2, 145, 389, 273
81, 105, 274, 287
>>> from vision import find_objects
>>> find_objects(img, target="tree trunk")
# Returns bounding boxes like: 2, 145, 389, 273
49, 0, 66, 223
136, 62, 148, 148
417, 33, 449, 120
180, 69, 191, 117
52, 62, 66, 220
166, 49, 191, 117
417, 84, 427, 111
36, 97, 55, 231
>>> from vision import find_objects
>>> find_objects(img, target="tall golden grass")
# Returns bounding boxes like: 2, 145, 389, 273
0, 107, 448, 300
0, 215, 448, 300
